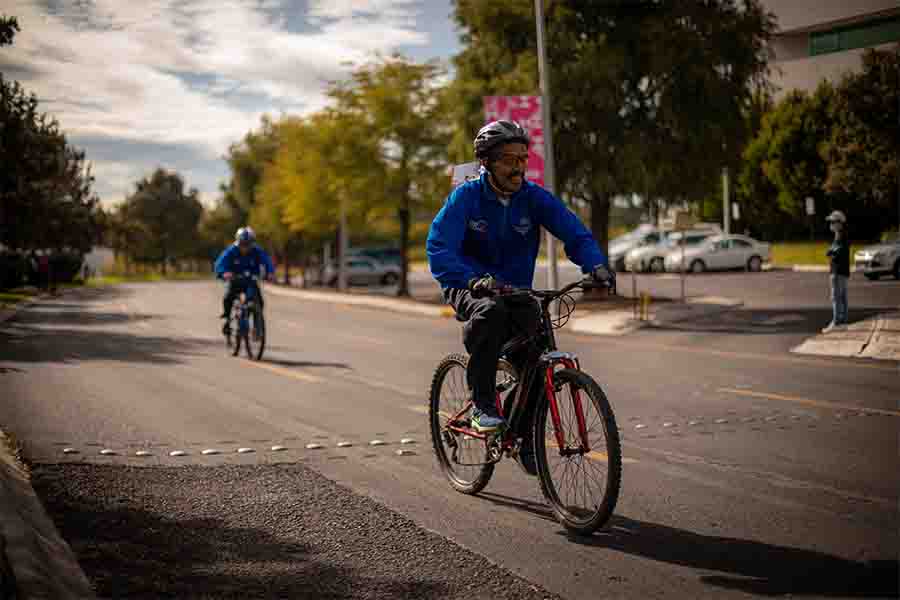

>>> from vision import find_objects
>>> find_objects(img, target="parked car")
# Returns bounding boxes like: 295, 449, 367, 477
347, 246, 402, 266
854, 233, 900, 280
664, 234, 771, 273
624, 228, 719, 273
323, 257, 401, 287
608, 225, 660, 272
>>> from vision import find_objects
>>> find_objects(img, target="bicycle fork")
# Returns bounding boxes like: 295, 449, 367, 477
542, 354, 591, 456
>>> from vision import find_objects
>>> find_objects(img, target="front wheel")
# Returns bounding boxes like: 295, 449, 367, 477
690, 259, 706, 274
534, 368, 622, 535
245, 307, 265, 360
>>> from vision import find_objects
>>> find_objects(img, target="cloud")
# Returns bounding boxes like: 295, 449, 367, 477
2, 0, 443, 202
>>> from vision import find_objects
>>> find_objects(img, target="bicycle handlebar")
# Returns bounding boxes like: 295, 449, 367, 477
496, 276, 614, 301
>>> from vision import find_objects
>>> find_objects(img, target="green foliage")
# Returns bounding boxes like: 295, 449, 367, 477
447, 0, 776, 250
823, 44, 899, 212
0, 17, 101, 254
111, 169, 203, 272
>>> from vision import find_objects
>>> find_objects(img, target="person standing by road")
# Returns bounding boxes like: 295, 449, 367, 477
823, 210, 850, 333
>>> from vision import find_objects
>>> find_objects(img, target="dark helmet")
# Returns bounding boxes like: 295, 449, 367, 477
474, 120, 530, 159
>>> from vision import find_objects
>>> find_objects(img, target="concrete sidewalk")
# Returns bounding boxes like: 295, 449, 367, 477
791, 311, 900, 362
570, 296, 744, 337
266, 283, 453, 318
0, 429, 96, 599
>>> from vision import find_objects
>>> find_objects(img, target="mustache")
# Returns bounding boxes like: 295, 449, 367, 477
509, 170, 523, 178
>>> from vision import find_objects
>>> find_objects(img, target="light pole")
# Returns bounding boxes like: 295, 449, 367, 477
534, 0, 558, 291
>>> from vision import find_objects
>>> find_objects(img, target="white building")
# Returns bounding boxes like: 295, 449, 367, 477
761, 0, 900, 95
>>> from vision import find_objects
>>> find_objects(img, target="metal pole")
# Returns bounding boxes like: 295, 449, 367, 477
535, 0, 558, 291
722, 167, 731, 235
680, 232, 686, 303
338, 201, 348, 292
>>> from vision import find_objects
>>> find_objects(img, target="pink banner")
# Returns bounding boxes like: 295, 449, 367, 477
483, 95, 545, 187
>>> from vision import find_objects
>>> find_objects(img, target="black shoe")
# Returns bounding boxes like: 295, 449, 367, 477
222, 322, 231, 336
515, 435, 538, 477
219, 311, 228, 319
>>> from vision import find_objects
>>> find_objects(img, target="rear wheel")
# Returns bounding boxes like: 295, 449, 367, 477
534, 368, 621, 535
649, 257, 665, 273
865, 273, 880, 281
690, 260, 706, 274
429, 355, 517, 495
381, 272, 399, 286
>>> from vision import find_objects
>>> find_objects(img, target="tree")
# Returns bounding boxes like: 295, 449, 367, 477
1, 16, 100, 254
824, 44, 899, 234
328, 55, 448, 296
223, 116, 281, 221
447, 0, 775, 254
116, 169, 203, 273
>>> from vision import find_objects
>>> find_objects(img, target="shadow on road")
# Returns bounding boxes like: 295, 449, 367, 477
649, 307, 884, 336
565, 516, 899, 598
263, 358, 351, 370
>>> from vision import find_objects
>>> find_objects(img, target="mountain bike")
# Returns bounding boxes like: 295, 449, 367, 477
429, 277, 622, 534
225, 273, 266, 361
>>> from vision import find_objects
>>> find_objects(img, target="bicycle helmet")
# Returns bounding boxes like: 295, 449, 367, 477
474, 120, 530, 160
235, 226, 256, 244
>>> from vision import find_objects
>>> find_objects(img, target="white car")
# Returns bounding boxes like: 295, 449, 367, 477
854, 233, 900, 280
624, 229, 718, 273
664, 234, 771, 273
324, 257, 401, 287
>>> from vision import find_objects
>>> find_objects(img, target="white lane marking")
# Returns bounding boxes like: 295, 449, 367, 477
62, 448, 79, 454
400, 438, 416, 445
99, 449, 117, 456
271, 445, 288, 452
369, 440, 386, 446
135, 450, 153, 457
395, 449, 416, 456
236, 447, 255, 454
662, 422, 675, 428
305, 443, 324, 450
714, 418, 728, 424
201, 449, 221, 455
169, 450, 188, 457
634, 424, 647, 429
336, 441, 353, 448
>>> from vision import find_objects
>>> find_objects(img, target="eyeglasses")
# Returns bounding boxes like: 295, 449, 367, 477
497, 153, 529, 167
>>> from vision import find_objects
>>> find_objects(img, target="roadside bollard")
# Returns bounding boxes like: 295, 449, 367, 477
640, 292, 651, 321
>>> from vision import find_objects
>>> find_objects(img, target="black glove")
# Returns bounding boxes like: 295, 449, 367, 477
592, 264, 616, 288
468, 275, 497, 299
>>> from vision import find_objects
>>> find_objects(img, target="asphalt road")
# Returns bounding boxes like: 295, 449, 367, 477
2, 282, 899, 599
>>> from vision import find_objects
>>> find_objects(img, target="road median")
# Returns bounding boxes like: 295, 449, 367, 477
0, 428, 95, 599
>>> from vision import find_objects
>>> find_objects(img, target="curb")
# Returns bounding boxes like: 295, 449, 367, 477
0, 429, 96, 599
791, 265, 829, 273
0, 296, 43, 328
266, 284, 454, 319
650, 296, 744, 327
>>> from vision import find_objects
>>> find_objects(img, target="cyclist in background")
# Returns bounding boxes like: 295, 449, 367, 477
214, 227, 275, 336
426, 120, 614, 472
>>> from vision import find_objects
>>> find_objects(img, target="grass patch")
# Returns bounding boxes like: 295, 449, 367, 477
84, 272, 209, 287
770, 242, 830, 266
0, 288, 39, 309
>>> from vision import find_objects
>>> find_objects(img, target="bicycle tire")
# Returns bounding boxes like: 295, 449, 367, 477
231, 321, 241, 357
534, 368, 621, 535
250, 309, 265, 361
428, 353, 494, 494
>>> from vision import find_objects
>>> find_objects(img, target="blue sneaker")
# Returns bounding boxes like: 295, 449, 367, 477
471, 409, 506, 432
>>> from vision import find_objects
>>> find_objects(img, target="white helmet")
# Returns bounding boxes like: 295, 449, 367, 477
825, 210, 847, 224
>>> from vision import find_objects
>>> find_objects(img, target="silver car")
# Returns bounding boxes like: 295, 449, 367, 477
664, 234, 771, 273
625, 229, 718, 273
324, 257, 401, 287
854, 233, 900, 280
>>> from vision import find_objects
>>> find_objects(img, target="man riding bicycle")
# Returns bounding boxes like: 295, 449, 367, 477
214, 227, 275, 336
426, 120, 614, 473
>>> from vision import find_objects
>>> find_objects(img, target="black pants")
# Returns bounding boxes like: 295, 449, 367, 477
444, 288, 542, 416
223, 280, 264, 317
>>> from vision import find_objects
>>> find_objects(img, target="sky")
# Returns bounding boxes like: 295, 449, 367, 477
1, 0, 462, 207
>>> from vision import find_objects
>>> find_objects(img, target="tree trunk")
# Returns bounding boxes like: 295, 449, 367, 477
398, 203, 410, 297
283, 249, 291, 286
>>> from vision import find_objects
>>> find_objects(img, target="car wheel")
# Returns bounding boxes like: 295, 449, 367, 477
864, 273, 880, 281
690, 260, 706, 274
894, 259, 900, 280
382, 272, 400, 286
649, 257, 665, 273
747, 256, 762, 272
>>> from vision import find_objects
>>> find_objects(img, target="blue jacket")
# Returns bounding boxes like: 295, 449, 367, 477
427, 173, 607, 289
214, 244, 275, 279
